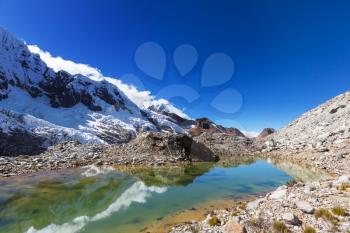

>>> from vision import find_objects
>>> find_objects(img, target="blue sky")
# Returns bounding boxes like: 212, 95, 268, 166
1, 0, 350, 133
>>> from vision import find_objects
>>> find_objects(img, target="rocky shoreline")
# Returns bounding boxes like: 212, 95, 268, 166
169, 141, 350, 233
168, 91, 350, 233
170, 174, 350, 233
0, 132, 218, 177
1, 133, 349, 233
1, 91, 349, 232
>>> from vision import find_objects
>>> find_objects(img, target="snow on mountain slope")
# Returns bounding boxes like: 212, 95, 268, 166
0, 27, 189, 155
27, 44, 190, 119
145, 99, 190, 120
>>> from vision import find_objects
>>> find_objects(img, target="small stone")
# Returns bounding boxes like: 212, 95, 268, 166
246, 198, 264, 210
281, 212, 302, 226
333, 175, 350, 186
270, 187, 287, 200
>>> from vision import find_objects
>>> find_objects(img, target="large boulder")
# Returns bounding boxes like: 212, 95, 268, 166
111, 132, 219, 162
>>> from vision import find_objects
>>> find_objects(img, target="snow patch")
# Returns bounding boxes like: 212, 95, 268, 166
28, 44, 189, 119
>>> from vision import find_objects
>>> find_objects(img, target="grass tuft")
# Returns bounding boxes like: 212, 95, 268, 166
303, 226, 317, 233
332, 206, 347, 216
314, 208, 338, 226
339, 183, 349, 191
273, 221, 289, 233
286, 179, 297, 187
208, 216, 221, 226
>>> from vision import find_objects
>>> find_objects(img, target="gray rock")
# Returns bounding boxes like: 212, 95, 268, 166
334, 175, 349, 185
296, 201, 314, 214
281, 212, 302, 226
246, 198, 264, 211
270, 187, 287, 200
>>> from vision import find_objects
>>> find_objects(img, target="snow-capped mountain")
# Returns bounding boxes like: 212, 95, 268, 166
0, 27, 192, 155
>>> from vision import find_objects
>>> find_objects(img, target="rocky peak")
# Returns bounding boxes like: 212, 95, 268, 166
189, 117, 246, 137
0, 27, 191, 155
257, 128, 276, 140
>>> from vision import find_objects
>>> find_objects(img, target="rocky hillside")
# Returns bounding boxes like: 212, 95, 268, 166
0, 132, 218, 176
262, 91, 350, 153
170, 91, 350, 233
0, 27, 193, 155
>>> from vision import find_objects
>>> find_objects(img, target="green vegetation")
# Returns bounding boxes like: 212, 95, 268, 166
339, 183, 349, 191
286, 179, 297, 187
208, 216, 221, 226
314, 208, 338, 226
303, 226, 316, 233
331, 206, 347, 216
273, 221, 289, 233
231, 209, 240, 216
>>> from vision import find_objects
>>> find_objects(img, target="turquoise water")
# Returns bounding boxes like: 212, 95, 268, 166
0, 160, 299, 233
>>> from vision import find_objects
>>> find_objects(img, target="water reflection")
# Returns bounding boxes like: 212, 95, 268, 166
0, 158, 321, 233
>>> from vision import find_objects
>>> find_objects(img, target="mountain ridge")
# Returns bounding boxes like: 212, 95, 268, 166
0, 27, 192, 155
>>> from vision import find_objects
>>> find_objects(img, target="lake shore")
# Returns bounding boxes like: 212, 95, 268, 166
169, 142, 350, 233
0, 132, 218, 177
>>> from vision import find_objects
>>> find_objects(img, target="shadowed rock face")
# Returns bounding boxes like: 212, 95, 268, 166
115, 132, 219, 162
0, 27, 195, 155
189, 118, 246, 137
257, 128, 276, 140
0, 132, 220, 177
0, 130, 46, 156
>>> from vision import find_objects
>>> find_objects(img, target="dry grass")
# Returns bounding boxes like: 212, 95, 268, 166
208, 216, 221, 226
303, 226, 317, 233
339, 183, 350, 191
332, 206, 347, 216
314, 208, 338, 226
273, 221, 289, 233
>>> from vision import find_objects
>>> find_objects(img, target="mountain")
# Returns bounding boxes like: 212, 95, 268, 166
0, 27, 191, 155
256, 128, 276, 140
263, 91, 350, 152
189, 117, 246, 137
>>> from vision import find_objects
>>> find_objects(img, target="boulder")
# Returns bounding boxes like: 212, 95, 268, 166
225, 219, 244, 233
296, 201, 314, 214
270, 187, 287, 200
281, 212, 302, 226
246, 198, 264, 211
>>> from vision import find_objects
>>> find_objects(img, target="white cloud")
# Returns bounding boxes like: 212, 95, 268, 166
28, 45, 102, 78
241, 130, 259, 138
28, 45, 189, 118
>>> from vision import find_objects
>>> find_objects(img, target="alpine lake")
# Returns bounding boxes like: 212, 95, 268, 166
0, 157, 324, 233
